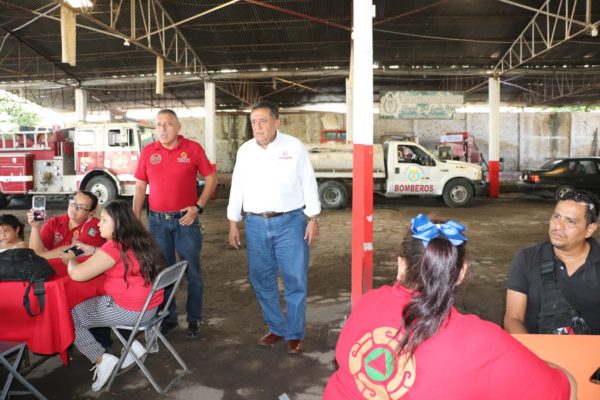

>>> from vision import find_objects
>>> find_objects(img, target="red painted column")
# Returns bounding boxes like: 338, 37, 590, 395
489, 160, 500, 198
488, 77, 500, 199
351, 144, 374, 308
350, 0, 373, 308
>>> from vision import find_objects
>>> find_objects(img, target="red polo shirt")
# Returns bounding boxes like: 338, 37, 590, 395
135, 136, 215, 212
40, 214, 105, 250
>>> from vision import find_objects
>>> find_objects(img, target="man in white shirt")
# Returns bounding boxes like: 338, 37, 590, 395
228, 100, 320, 355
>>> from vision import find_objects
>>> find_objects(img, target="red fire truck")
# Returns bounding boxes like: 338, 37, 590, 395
0, 122, 155, 208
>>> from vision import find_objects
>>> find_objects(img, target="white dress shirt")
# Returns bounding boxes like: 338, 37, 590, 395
227, 132, 321, 222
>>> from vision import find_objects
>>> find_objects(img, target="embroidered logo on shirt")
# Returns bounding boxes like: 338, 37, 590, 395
177, 151, 191, 163
87, 227, 98, 237
349, 327, 416, 399
150, 154, 162, 165
53, 232, 64, 245
279, 150, 292, 160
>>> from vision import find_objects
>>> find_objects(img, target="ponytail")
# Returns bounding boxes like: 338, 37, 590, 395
396, 215, 467, 360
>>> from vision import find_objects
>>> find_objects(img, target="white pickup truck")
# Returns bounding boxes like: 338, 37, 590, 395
307, 140, 486, 209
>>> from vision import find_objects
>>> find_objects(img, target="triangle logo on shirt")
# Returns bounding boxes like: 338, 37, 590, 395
364, 347, 394, 382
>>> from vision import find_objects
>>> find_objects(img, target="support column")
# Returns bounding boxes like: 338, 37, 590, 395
60, 5, 76, 66
156, 57, 164, 95
351, 0, 374, 308
75, 88, 87, 122
488, 77, 500, 198
204, 81, 217, 166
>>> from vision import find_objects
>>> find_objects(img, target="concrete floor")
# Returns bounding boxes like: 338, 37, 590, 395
2, 191, 589, 399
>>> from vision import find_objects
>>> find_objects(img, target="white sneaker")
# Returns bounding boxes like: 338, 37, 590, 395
91, 353, 118, 392
121, 340, 146, 369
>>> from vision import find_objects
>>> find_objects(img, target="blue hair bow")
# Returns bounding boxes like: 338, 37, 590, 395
410, 214, 468, 247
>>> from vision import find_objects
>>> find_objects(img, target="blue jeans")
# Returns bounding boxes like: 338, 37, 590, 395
245, 209, 309, 340
148, 214, 203, 323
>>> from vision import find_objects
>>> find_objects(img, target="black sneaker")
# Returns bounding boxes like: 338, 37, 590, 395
187, 321, 200, 339
160, 320, 179, 335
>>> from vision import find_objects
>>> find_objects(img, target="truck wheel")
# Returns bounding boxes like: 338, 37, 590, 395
0, 193, 10, 209
554, 185, 574, 202
318, 181, 347, 209
442, 179, 473, 208
86, 176, 117, 205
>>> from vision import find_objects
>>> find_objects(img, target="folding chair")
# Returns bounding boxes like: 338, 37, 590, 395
105, 261, 190, 394
0, 341, 47, 400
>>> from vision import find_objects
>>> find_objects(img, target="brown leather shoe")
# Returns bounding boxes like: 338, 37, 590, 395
258, 332, 283, 347
287, 340, 304, 354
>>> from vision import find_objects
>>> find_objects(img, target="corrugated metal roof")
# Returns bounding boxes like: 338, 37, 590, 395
0, 0, 598, 110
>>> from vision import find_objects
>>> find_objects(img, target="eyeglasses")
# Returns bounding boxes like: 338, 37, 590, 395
69, 200, 92, 212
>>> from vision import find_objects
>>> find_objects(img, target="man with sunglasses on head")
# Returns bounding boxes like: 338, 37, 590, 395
27, 190, 106, 259
504, 190, 600, 335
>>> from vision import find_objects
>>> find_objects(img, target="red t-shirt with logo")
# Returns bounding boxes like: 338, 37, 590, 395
324, 284, 570, 400
135, 136, 215, 212
40, 214, 105, 250
100, 240, 163, 312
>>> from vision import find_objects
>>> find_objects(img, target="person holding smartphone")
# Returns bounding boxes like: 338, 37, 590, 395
27, 190, 106, 260
324, 214, 576, 400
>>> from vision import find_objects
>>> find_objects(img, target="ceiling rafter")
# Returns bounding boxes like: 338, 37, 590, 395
517, 72, 600, 105
214, 79, 261, 106
494, 0, 600, 76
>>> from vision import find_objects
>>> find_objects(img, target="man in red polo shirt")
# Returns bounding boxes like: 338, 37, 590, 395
28, 190, 106, 258
133, 109, 217, 339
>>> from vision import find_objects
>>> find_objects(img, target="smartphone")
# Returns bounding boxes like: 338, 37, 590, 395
32, 195, 46, 222
591, 367, 600, 384
64, 245, 84, 256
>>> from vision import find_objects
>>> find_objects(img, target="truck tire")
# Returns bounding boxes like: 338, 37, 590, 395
442, 179, 473, 208
318, 181, 347, 209
554, 185, 574, 202
0, 193, 10, 209
86, 176, 117, 205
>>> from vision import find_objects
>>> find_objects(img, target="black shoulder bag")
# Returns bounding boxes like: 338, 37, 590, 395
536, 242, 589, 334
0, 249, 56, 316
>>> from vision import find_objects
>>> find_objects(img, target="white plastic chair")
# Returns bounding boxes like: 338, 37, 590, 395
105, 261, 190, 394
0, 341, 47, 400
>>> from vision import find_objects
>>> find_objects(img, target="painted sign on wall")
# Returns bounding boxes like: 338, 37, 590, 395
380, 91, 464, 119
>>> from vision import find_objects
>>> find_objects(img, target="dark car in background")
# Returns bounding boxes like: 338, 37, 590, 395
518, 157, 600, 200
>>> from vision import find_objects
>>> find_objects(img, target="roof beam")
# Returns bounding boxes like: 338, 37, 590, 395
517, 72, 600, 105
494, 0, 600, 76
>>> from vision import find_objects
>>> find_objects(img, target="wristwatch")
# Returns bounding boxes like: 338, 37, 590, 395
308, 216, 319, 222
195, 204, 204, 214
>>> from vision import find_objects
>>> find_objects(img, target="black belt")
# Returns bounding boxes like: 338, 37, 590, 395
149, 210, 187, 220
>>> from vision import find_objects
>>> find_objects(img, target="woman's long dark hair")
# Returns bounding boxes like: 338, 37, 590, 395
103, 200, 165, 285
396, 218, 467, 360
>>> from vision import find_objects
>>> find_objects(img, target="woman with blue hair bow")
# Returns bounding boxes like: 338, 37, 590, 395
325, 214, 575, 399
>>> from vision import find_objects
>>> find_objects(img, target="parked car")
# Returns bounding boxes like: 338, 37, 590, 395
518, 157, 600, 200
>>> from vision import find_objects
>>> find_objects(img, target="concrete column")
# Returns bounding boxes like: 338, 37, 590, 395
204, 81, 217, 165
345, 77, 353, 143
488, 77, 500, 198
156, 57, 164, 95
75, 88, 87, 122
61, 5, 76, 66
351, 0, 374, 308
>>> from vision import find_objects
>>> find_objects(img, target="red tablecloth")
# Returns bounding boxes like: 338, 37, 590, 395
0, 257, 104, 364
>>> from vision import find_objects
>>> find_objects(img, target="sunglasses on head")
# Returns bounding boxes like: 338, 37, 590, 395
558, 190, 597, 212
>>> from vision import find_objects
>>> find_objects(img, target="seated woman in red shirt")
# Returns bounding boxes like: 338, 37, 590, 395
59, 200, 165, 392
324, 214, 576, 400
